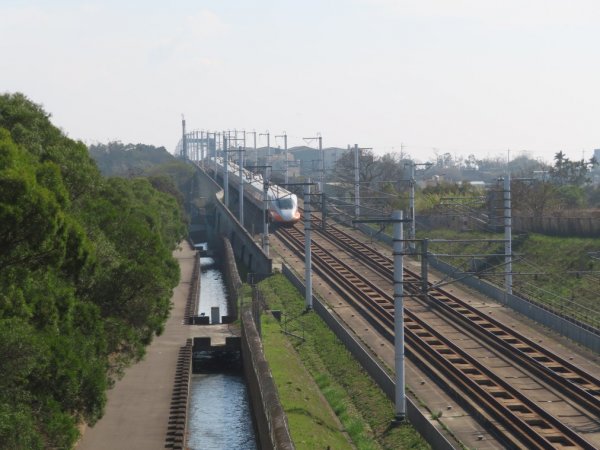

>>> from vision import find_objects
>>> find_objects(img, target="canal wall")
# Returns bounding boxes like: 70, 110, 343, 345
185, 251, 200, 324
222, 235, 294, 450
221, 236, 242, 322
241, 308, 295, 450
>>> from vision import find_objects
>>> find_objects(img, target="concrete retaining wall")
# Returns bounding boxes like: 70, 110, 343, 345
214, 191, 272, 276
221, 237, 242, 320
281, 263, 457, 450
220, 232, 294, 450
241, 308, 295, 450
184, 251, 200, 324
194, 165, 273, 276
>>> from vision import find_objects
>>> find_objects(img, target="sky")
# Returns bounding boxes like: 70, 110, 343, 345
2, 0, 600, 164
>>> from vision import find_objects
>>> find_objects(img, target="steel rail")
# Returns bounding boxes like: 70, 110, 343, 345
275, 223, 594, 449
311, 216, 600, 420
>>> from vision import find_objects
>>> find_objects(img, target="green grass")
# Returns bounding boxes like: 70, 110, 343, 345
258, 274, 430, 450
262, 315, 354, 450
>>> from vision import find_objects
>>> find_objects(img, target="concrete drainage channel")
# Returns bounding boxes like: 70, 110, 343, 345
166, 243, 264, 450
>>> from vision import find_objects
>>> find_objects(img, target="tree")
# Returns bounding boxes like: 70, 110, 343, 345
511, 180, 558, 218
0, 93, 186, 447
549, 151, 597, 186
331, 148, 384, 186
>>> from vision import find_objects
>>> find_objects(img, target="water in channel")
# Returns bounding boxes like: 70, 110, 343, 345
198, 257, 229, 322
187, 374, 257, 450
187, 253, 257, 449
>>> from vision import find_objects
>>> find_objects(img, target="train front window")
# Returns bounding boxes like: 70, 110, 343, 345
277, 198, 293, 210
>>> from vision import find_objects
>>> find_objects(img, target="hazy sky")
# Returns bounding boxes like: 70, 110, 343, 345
2, 0, 600, 163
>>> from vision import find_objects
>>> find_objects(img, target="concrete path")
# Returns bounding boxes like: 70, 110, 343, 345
77, 242, 196, 450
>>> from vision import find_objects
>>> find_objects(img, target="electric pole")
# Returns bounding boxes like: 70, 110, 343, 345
354, 144, 360, 220
248, 130, 257, 166
263, 166, 270, 257
223, 134, 229, 209
259, 131, 270, 168
238, 146, 244, 226
353, 145, 372, 221
304, 180, 313, 309
276, 132, 289, 184
303, 134, 324, 210
504, 174, 512, 297
404, 162, 432, 252
353, 212, 410, 423
181, 115, 187, 159
392, 210, 406, 422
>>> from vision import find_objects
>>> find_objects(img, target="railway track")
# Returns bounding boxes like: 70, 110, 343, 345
311, 216, 600, 420
274, 218, 597, 449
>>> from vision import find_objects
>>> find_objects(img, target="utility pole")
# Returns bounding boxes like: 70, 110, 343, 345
409, 163, 415, 251
404, 162, 432, 252
260, 131, 270, 168
200, 130, 205, 166
224, 134, 245, 216
246, 130, 257, 167
353, 145, 372, 221
354, 144, 360, 220
242, 130, 247, 162
303, 134, 324, 210
392, 210, 406, 422
215, 132, 221, 177
248, 164, 272, 257
353, 212, 410, 422
276, 132, 289, 184
238, 146, 244, 226
263, 165, 270, 257
223, 135, 229, 209
197, 131, 201, 162
504, 174, 512, 297
304, 180, 313, 310
181, 115, 187, 160
319, 135, 323, 209
207, 131, 216, 175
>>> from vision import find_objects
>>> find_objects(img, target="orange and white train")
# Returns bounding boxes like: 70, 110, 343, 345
212, 156, 301, 225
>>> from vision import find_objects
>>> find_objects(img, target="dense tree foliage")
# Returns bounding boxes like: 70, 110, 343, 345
0, 93, 186, 449
89, 141, 174, 177
550, 151, 597, 186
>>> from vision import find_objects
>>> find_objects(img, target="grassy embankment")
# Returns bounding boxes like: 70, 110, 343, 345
415, 228, 600, 326
257, 274, 429, 450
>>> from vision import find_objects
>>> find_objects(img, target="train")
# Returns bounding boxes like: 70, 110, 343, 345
211, 156, 301, 226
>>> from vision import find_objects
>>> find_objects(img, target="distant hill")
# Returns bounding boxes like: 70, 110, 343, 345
89, 141, 174, 176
